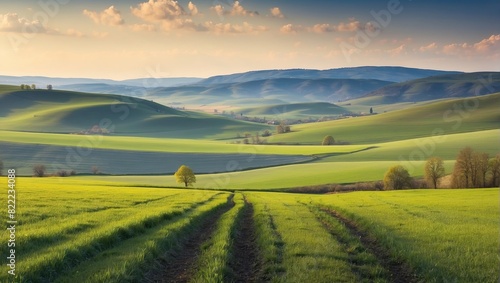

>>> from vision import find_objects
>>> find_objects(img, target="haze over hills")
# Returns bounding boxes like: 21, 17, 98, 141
198, 66, 463, 85
358, 72, 500, 103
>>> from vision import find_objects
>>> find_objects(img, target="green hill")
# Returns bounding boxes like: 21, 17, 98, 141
237, 102, 351, 119
355, 72, 500, 104
0, 86, 270, 138
269, 92, 500, 144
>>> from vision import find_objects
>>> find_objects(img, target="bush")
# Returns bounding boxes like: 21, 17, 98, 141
383, 165, 412, 190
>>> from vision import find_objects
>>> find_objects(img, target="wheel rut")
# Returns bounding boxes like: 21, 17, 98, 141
318, 207, 419, 283
227, 197, 262, 282
144, 194, 234, 283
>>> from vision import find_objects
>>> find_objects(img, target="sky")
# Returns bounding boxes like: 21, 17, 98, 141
0, 0, 499, 80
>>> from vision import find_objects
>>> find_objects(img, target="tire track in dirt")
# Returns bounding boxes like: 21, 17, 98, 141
227, 196, 262, 282
144, 194, 234, 283
318, 207, 419, 283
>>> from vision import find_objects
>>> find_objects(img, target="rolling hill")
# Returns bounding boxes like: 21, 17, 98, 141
237, 102, 351, 119
148, 78, 394, 107
199, 66, 462, 85
0, 85, 269, 138
269, 92, 500, 144
356, 72, 500, 104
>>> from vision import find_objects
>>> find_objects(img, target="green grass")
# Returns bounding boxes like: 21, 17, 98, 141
236, 102, 350, 119
0, 178, 229, 282
247, 192, 360, 282
75, 129, 498, 190
2, 177, 497, 282
0, 88, 270, 139
270, 92, 500, 144
315, 189, 500, 283
191, 193, 245, 282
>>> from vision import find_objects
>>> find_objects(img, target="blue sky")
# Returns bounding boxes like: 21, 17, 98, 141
0, 0, 499, 79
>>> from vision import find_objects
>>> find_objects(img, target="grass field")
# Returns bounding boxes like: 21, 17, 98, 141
2, 178, 497, 282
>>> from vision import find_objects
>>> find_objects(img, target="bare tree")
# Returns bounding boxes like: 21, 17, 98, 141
33, 164, 46, 177
424, 157, 445, 189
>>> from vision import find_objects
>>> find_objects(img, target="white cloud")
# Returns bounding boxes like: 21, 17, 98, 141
0, 13, 46, 33
311, 24, 335, 33
188, 1, 199, 16
280, 24, 301, 34
83, 6, 124, 26
131, 0, 186, 22
231, 1, 258, 17
336, 19, 362, 32
270, 7, 284, 18
203, 21, 267, 34
419, 42, 438, 52
441, 34, 500, 56
211, 1, 258, 17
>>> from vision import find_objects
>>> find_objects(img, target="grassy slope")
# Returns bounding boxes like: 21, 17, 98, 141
0, 86, 270, 139
271, 92, 500, 144
317, 189, 500, 282
236, 102, 351, 119
77, 129, 498, 189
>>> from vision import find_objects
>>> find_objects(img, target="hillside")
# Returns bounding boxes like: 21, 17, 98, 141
0, 86, 269, 138
199, 66, 462, 85
237, 102, 351, 119
269, 92, 500, 144
149, 78, 393, 107
357, 72, 500, 103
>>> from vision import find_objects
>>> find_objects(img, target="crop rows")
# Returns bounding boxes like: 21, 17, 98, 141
2, 181, 498, 282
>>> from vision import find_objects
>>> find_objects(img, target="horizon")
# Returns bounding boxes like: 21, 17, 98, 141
1, 65, 496, 81
1, 0, 499, 80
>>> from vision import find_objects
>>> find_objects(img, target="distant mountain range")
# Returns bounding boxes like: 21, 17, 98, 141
2, 67, 499, 107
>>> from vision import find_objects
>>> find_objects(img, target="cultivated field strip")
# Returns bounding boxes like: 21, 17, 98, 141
247, 193, 360, 283
55, 194, 232, 283
0, 185, 226, 282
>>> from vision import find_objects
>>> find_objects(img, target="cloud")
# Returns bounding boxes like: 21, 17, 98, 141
203, 21, 268, 34
0, 13, 46, 33
130, 23, 157, 32
270, 7, 284, 18
309, 19, 376, 34
131, 0, 186, 22
311, 24, 335, 33
419, 42, 438, 52
211, 1, 258, 17
473, 34, 500, 53
280, 24, 302, 34
337, 19, 362, 32
83, 6, 124, 26
441, 34, 500, 56
231, 1, 258, 17
188, 1, 199, 16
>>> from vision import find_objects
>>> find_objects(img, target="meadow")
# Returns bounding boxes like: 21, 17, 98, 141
1, 178, 497, 282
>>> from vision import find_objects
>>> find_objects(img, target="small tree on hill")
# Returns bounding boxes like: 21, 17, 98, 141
33, 164, 46, 177
174, 165, 196, 187
322, 135, 335, 145
383, 165, 412, 190
47, 84, 53, 90
424, 157, 445, 189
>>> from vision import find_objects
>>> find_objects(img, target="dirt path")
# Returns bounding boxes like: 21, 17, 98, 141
227, 197, 262, 282
144, 195, 234, 283
320, 207, 419, 283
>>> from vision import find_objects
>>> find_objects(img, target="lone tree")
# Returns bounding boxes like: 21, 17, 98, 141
322, 135, 335, 145
424, 157, 445, 189
174, 165, 196, 187
33, 164, 46, 177
383, 165, 412, 190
